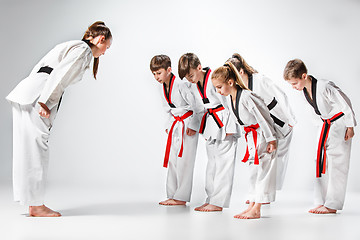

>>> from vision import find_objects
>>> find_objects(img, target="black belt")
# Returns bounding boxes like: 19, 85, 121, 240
37, 66, 53, 74
199, 104, 225, 134
267, 98, 285, 127
37, 66, 63, 111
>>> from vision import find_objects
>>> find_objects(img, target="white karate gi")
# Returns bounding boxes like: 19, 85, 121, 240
227, 87, 277, 203
250, 73, 297, 190
159, 74, 203, 202
303, 76, 356, 210
6, 40, 92, 206
189, 68, 238, 208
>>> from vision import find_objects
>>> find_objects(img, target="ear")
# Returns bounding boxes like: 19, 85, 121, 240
301, 73, 307, 80
239, 68, 245, 75
197, 64, 202, 71
94, 35, 105, 45
167, 66, 172, 74
228, 79, 235, 86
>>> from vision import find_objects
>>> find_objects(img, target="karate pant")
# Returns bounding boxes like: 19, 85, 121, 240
11, 101, 55, 206
166, 123, 199, 202
275, 130, 293, 190
205, 135, 237, 208
243, 133, 277, 203
314, 120, 352, 210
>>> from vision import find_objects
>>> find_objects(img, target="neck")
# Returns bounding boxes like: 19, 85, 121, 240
164, 73, 172, 86
230, 85, 238, 100
304, 75, 312, 91
241, 73, 249, 88
198, 69, 206, 85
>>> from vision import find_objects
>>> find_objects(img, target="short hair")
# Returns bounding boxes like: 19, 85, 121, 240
178, 53, 201, 79
150, 55, 171, 72
283, 59, 308, 80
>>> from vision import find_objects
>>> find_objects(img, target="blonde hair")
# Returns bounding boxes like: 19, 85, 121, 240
212, 62, 249, 90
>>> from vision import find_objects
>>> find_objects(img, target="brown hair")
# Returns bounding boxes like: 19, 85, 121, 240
283, 59, 308, 80
178, 53, 201, 79
150, 55, 171, 72
227, 53, 257, 75
212, 62, 249, 90
82, 21, 112, 79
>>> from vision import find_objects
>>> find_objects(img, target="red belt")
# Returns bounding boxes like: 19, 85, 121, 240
316, 112, 344, 177
199, 105, 225, 134
242, 124, 260, 165
163, 111, 193, 168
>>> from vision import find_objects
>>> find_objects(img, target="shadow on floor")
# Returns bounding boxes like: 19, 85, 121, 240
60, 201, 191, 216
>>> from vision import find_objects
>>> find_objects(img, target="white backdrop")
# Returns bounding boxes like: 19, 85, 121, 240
1, 0, 359, 203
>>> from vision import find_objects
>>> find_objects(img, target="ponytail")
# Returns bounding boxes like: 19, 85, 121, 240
212, 62, 249, 90
227, 53, 257, 76
82, 21, 112, 79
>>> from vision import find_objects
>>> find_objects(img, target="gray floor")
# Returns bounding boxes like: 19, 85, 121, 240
1, 184, 360, 240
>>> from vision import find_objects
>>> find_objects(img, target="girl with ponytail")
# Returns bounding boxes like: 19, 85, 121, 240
6, 21, 112, 217
211, 62, 277, 219
82, 21, 112, 79
228, 53, 296, 192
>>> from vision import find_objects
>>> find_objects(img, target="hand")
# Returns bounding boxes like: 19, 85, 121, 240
186, 128, 196, 136
267, 140, 277, 153
38, 102, 50, 118
345, 127, 354, 141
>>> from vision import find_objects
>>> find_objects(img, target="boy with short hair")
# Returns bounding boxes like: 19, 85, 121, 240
150, 54, 203, 205
284, 59, 356, 214
178, 53, 237, 212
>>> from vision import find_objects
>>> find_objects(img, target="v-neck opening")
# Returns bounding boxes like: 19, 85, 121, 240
197, 67, 211, 104
303, 76, 321, 115
230, 86, 244, 125
163, 73, 176, 108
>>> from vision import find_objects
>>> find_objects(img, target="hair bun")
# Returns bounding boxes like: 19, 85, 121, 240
232, 53, 241, 61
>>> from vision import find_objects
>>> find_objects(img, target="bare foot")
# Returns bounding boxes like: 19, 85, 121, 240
29, 205, 61, 217
308, 205, 324, 213
195, 204, 222, 212
159, 199, 186, 206
311, 206, 337, 214
234, 203, 261, 219
234, 202, 254, 218
194, 203, 209, 211
237, 207, 261, 219
234, 209, 250, 219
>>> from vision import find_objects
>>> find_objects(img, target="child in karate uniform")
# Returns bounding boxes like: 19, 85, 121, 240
211, 61, 277, 219
6, 21, 112, 217
150, 55, 203, 206
228, 53, 296, 192
284, 59, 356, 214
178, 53, 237, 212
